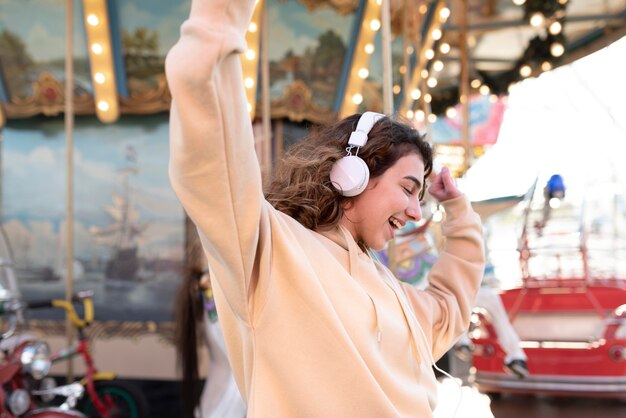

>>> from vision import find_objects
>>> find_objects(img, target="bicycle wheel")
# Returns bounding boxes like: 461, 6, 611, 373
79, 380, 149, 418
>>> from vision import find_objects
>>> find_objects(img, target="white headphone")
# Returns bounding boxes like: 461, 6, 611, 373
330, 111, 385, 197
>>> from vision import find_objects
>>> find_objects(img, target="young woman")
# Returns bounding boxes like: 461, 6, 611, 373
166, 0, 484, 416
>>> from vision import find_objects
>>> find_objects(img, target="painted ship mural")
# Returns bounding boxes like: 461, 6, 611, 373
90, 146, 149, 281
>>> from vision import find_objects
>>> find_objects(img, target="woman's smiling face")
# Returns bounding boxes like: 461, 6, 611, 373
339, 153, 425, 250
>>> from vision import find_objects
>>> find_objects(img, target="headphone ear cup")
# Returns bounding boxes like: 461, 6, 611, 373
330, 155, 370, 197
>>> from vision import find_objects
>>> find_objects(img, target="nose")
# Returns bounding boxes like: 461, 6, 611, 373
406, 199, 422, 221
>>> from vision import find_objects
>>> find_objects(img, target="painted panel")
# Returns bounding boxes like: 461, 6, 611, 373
2, 114, 184, 322
0, 0, 91, 100
268, 0, 355, 119
431, 94, 507, 145
116, 0, 191, 96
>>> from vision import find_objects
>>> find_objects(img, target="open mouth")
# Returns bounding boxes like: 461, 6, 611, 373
389, 217, 403, 230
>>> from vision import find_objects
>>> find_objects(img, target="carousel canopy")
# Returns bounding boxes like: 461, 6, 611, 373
0, 0, 623, 127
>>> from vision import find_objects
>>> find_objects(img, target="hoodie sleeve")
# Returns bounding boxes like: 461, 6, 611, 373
402, 195, 485, 361
166, 0, 261, 325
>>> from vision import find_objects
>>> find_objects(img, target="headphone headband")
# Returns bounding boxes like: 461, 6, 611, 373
347, 112, 385, 147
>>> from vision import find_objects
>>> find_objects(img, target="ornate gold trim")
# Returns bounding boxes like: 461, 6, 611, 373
4, 72, 94, 120
269, 80, 336, 125
294, 0, 358, 15
26, 319, 176, 346
119, 74, 171, 114
0, 72, 173, 126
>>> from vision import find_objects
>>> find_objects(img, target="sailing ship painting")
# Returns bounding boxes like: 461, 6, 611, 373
90, 145, 149, 282
2, 115, 185, 321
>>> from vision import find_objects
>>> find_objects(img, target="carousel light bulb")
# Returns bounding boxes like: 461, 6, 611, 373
91, 43, 103, 55
399, 65, 407, 74
425, 49, 435, 60
406, 110, 414, 119
248, 22, 258, 33
244, 77, 255, 88
427, 113, 437, 123
512, 0, 526, 5
419, 4, 428, 14
358, 68, 369, 79
364, 43, 375, 54
94, 72, 105, 84
471, 79, 481, 89
479, 84, 490, 95
411, 89, 421, 100
432, 208, 444, 222
439, 43, 450, 54
393, 85, 401, 94
427, 77, 438, 88
352, 93, 363, 104
489, 94, 498, 103
529, 12, 545, 27
421, 69, 429, 79
415, 110, 425, 121
87, 14, 99, 26
245, 49, 256, 60
445, 107, 457, 118
551, 42, 565, 57
370, 19, 381, 31
440, 7, 450, 21
507, 82, 517, 93
424, 93, 432, 103
432, 28, 442, 40
519, 64, 532, 77
406, 46, 414, 54
97, 101, 109, 111
433, 60, 444, 72
549, 21, 562, 35
542, 61, 553, 71
247, 102, 252, 113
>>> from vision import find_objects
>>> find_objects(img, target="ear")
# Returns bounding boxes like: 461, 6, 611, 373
199, 272, 211, 289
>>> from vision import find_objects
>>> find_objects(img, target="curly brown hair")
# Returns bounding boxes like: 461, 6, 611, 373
265, 113, 433, 231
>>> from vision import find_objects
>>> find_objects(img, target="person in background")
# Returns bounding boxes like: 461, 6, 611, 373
166, 0, 485, 415
175, 255, 246, 418
454, 265, 529, 378
536, 174, 566, 232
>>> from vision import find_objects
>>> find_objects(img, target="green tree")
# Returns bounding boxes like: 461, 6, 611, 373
0, 29, 35, 97
313, 29, 346, 69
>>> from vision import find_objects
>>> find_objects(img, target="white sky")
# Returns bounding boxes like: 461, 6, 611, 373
461, 35, 626, 202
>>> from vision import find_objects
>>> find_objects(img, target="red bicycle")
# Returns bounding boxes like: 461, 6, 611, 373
26, 291, 149, 418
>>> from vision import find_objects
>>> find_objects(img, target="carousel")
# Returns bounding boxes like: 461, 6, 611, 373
0, 0, 625, 417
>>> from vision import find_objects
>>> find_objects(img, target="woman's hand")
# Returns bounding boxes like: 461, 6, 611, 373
428, 166, 462, 202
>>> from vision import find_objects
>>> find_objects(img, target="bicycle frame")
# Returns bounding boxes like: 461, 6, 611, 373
47, 297, 117, 418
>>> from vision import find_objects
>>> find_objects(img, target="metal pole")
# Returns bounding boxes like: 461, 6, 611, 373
65, 0, 75, 382
401, 1, 410, 116
459, 0, 471, 174
381, 0, 395, 275
261, 0, 271, 182
381, 0, 393, 114
0, 130, 3, 222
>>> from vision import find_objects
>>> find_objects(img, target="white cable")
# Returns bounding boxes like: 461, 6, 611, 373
382, 265, 464, 418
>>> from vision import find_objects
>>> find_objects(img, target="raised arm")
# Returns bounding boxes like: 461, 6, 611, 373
166, 0, 260, 321
403, 196, 485, 360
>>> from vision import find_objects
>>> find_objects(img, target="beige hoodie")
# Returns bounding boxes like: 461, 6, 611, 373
167, 0, 485, 416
